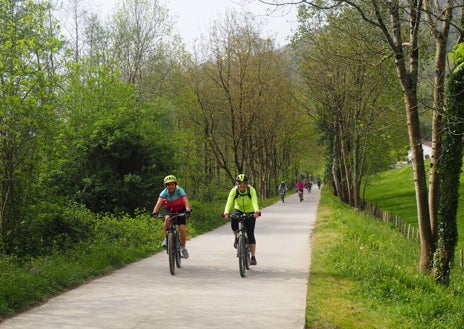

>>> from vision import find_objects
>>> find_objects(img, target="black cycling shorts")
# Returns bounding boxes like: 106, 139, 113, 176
231, 210, 256, 244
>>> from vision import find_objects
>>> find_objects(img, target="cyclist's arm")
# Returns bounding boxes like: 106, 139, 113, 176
223, 188, 236, 214
152, 196, 165, 214
249, 187, 260, 212
182, 195, 192, 211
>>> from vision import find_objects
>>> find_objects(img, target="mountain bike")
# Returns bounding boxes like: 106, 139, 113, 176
280, 189, 286, 203
231, 213, 254, 277
156, 212, 185, 275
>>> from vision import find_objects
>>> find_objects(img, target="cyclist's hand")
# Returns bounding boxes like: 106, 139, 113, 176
222, 213, 229, 219
254, 211, 261, 218
151, 212, 158, 218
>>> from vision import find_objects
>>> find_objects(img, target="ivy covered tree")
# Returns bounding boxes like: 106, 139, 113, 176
432, 43, 464, 285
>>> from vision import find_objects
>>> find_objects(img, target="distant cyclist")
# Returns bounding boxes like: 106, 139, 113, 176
296, 179, 304, 201
222, 174, 261, 265
278, 181, 287, 202
151, 175, 192, 259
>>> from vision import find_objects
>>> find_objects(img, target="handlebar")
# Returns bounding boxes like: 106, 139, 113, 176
151, 211, 190, 218
229, 213, 257, 221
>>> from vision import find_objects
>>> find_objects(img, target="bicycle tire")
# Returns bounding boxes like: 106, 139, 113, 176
175, 231, 182, 268
245, 239, 251, 270
238, 235, 246, 277
167, 232, 176, 275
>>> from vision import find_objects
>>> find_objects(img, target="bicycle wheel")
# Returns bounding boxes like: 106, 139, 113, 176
167, 232, 175, 275
238, 235, 246, 277
245, 239, 251, 270
175, 231, 182, 268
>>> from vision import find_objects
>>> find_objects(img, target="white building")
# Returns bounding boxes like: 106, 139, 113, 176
407, 142, 432, 161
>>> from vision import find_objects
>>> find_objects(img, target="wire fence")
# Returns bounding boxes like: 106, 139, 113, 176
360, 200, 464, 268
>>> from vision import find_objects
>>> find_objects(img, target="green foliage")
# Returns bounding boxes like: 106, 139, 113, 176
0, 0, 65, 253
450, 43, 464, 73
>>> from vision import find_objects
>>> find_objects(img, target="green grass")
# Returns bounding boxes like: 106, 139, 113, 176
306, 188, 464, 329
363, 162, 464, 251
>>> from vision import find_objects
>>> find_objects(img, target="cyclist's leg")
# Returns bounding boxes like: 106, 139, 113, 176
163, 216, 170, 236
178, 224, 187, 247
231, 210, 242, 247
245, 217, 257, 257
161, 216, 170, 247
176, 215, 189, 258
176, 216, 187, 246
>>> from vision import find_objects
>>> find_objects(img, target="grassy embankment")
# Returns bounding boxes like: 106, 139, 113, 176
306, 165, 464, 329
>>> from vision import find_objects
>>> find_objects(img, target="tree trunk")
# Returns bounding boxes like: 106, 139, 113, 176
425, 0, 453, 248
404, 91, 434, 272
432, 47, 464, 285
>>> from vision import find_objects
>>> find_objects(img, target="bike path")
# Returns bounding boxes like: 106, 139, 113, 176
0, 188, 320, 329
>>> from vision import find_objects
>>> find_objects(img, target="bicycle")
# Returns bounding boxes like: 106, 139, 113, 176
280, 189, 286, 203
230, 213, 254, 277
155, 212, 185, 275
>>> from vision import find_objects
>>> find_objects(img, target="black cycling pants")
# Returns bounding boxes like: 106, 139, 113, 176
231, 210, 256, 244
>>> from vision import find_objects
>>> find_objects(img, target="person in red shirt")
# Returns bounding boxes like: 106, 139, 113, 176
151, 175, 192, 258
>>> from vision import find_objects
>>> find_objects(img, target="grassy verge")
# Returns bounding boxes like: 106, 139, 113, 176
306, 188, 464, 329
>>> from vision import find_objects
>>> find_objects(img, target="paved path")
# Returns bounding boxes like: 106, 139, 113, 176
0, 188, 320, 329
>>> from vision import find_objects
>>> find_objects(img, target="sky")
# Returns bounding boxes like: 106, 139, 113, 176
88, 0, 299, 49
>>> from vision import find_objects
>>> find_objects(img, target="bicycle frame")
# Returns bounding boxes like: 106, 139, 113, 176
231, 213, 254, 277
160, 212, 185, 275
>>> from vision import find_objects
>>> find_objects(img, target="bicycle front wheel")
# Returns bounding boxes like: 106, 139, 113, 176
167, 232, 176, 275
175, 231, 182, 268
245, 241, 251, 270
238, 235, 246, 277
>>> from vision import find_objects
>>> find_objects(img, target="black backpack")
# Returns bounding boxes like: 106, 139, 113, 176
234, 186, 251, 200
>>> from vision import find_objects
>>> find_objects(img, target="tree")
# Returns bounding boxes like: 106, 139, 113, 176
432, 43, 464, 285
110, 0, 173, 87
187, 11, 301, 197
0, 0, 64, 253
264, 0, 464, 281
294, 6, 403, 208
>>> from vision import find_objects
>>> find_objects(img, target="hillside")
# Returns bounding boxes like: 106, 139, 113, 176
363, 162, 464, 251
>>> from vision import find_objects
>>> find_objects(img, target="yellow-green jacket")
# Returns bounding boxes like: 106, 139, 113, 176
224, 185, 260, 214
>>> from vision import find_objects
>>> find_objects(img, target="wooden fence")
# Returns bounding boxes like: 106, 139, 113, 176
360, 200, 464, 268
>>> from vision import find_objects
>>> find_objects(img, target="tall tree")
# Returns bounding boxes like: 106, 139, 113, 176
0, 0, 64, 253
264, 0, 464, 279
432, 43, 464, 285
294, 6, 403, 208
110, 0, 173, 86
188, 11, 300, 196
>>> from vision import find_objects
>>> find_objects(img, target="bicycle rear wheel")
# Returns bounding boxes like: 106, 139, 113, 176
238, 235, 246, 277
167, 232, 176, 275
175, 231, 182, 268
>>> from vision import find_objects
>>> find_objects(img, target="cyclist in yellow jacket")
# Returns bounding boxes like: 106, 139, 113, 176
222, 174, 261, 265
